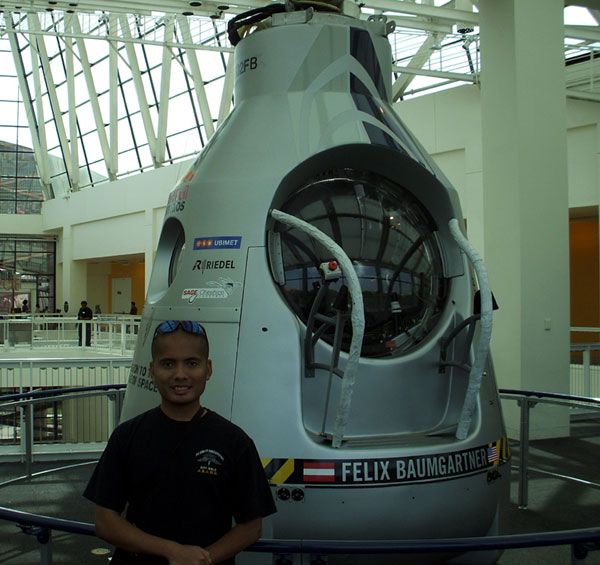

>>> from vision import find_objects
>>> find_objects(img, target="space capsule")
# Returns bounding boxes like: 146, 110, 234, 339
121, 3, 510, 563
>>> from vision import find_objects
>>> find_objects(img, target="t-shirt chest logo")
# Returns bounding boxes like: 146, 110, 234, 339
196, 449, 224, 476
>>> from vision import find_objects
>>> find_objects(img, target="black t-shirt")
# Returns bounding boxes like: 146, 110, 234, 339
84, 407, 276, 563
77, 306, 93, 320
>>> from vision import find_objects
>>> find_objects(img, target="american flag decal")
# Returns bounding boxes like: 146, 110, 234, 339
303, 461, 336, 483
487, 442, 499, 464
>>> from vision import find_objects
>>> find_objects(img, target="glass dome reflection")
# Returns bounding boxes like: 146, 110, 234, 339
273, 170, 448, 358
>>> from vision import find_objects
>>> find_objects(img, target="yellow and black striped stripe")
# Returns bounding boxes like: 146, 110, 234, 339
262, 458, 296, 485
500, 435, 511, 461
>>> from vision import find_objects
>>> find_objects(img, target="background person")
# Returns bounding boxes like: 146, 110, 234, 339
77, 300, 93, 346
84, 320, 276, 564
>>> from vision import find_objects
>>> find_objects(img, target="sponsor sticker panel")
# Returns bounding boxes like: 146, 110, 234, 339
194, 236, 242, 250
181, 278, 242, 303
166, 185, 189, 214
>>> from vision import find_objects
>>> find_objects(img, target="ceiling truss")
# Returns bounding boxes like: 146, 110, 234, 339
0, 0, 597, 197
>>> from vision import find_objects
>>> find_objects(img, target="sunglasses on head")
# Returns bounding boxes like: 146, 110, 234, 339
153, 320, 207, 340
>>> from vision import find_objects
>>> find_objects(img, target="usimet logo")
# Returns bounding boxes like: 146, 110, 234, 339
193, 236, 242, 250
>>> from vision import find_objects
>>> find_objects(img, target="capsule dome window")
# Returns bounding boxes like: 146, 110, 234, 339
146, 217, 186, 303
272, 170, 448, 358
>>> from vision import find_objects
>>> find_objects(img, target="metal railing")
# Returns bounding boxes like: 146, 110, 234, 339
0, 384, 126, 473
499, 389, 600, 510
0, 357, 131, 461
0, 386, 599, 563
569, 327, 600, 398
0, 505, 599, 565
0, 314, 141, 355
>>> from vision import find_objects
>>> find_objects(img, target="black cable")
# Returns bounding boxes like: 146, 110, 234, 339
227, 4, 286, 46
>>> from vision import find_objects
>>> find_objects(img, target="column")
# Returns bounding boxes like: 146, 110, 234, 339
480, 0, 570, 438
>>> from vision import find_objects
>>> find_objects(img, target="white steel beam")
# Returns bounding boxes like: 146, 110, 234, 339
366, 0, 478, 25
5, 15, 53, 199
119, 14, 159, 167
64, 13, 80, 191
391, 16, 452, 34
392, 33, 447, 100
71, 15, 114, 179
108, 14, 119, 179
565, 24, 600, 42
28, 12, 74, 191
2, 25, 234, 54
217, 52, 235, 129
392, 64, 475, 82
177, 16, 216, 139
0, 0, 478, 20
156, 16, 175, 165
28, 32, 51, 193
0, 0, 264, 16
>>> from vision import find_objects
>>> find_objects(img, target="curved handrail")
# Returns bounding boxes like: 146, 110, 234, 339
0, 505, 95, 537
0, 356, 133, 368
0, 461, 98, 489
571, 343, 600, 350
0, 383, 126, 404
499, 388, 600, 406
3, 386, 597, 409
498, 387, 600, 509
0, 504, 599, 554
0, 386, 599, 558
270, 208, 365, 448
448, 218, 493, 440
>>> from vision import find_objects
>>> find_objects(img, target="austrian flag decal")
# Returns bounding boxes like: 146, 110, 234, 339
303, 461, 335, 483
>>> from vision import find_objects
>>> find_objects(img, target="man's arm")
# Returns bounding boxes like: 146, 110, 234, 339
95, 506, 212, 565
206, 518, 262, 564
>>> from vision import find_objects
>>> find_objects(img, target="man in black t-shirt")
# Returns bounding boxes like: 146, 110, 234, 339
84, 320, 276, 564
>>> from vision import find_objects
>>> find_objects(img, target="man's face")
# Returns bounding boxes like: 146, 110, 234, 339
150, 329, 212, 411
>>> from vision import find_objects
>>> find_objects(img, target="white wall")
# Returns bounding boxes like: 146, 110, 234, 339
42, 160, 191, 257
72, 213, 146, 259
567, 122, 598, 208
87, 262, 111, 313
0, 214, 44, 235
41, 160, 191, 304
395, 85, 600, 251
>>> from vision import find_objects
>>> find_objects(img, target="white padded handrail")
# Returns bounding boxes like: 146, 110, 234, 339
271, 208, 365, 448
448, 218, 493, 440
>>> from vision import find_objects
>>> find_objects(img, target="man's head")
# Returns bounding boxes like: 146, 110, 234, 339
151, 320, 209, 358
150, 321, 212, 418
81, 301, 87, 307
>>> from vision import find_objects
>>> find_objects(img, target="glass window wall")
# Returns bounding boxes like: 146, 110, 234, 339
0, 236, 56, 314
